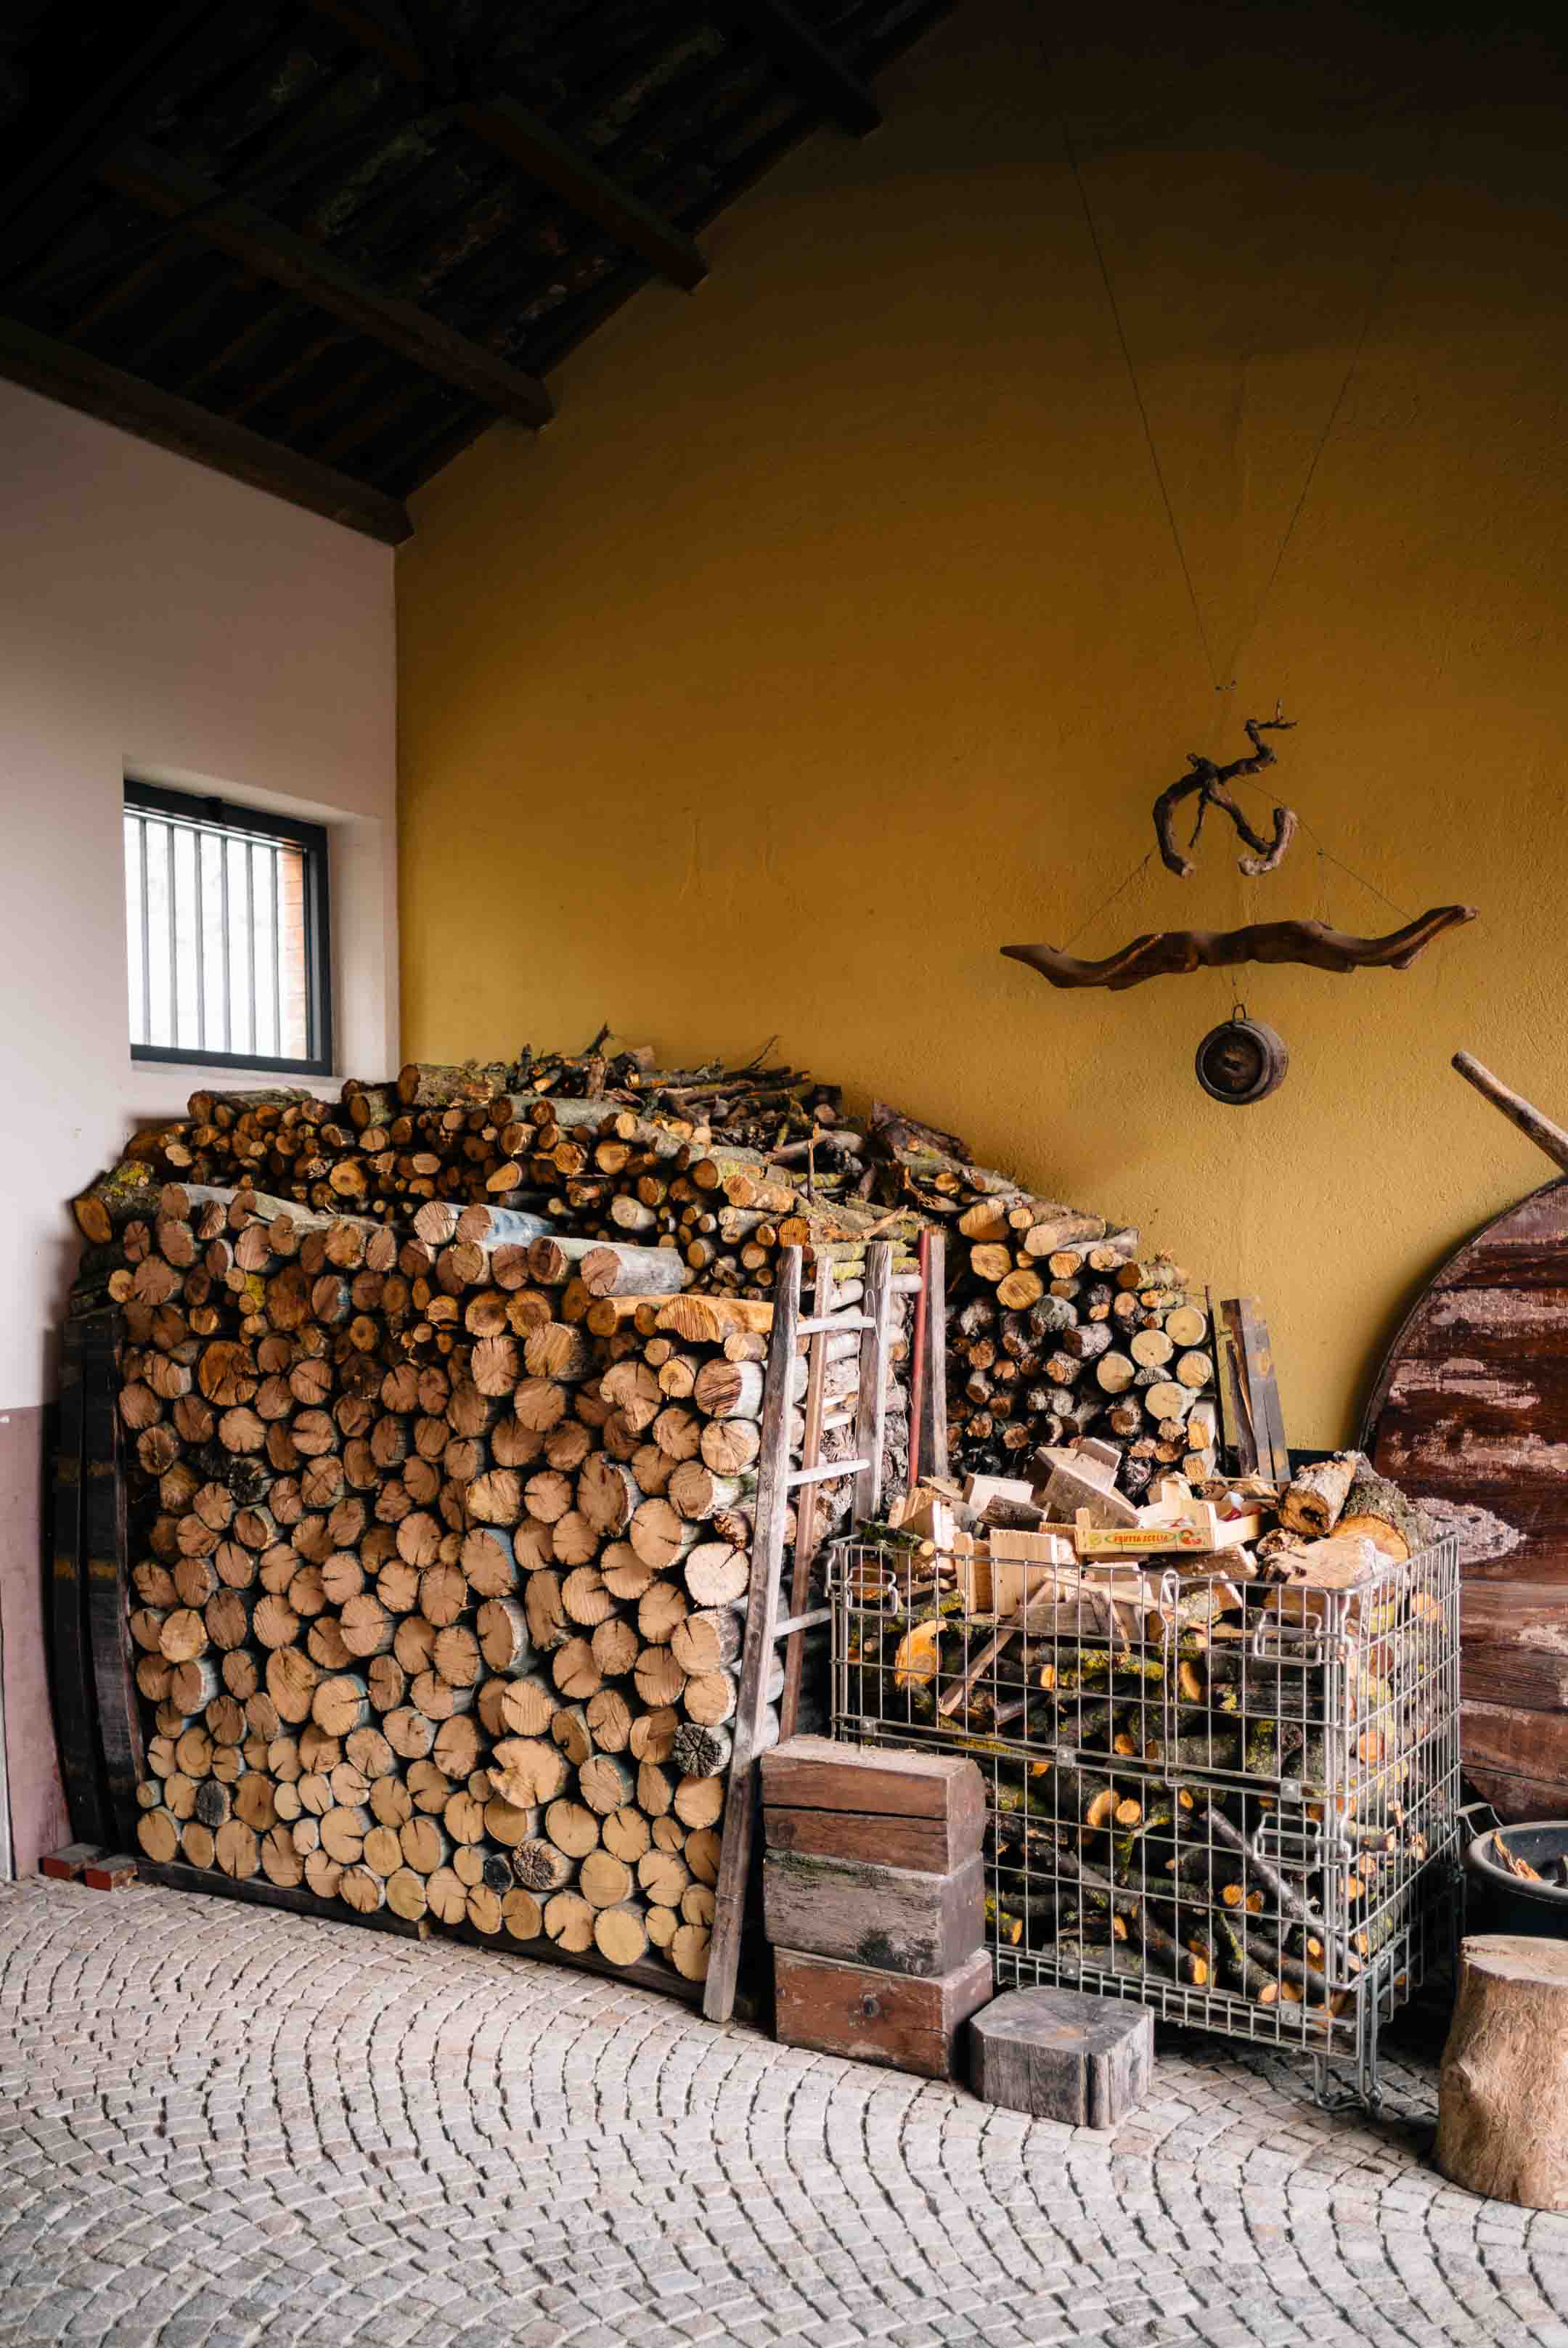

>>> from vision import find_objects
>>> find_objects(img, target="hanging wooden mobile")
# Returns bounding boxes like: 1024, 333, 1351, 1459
1003, 712, 1477, 1104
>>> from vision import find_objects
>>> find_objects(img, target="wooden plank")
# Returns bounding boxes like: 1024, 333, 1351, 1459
1210, 1291, 1257, 1476
764, 1801, 978, 1874
852, 1242, 892, 1522
764, 1848, 984, 1976
703, 1247, 803, 2022
79, 1312, 144, 1848
1463, 1700, 1568, 1799
136, 1857, 431, 1939
721, 0, 882, 133
779, 1255, 833, 1742
139, 1867, 705, 2001
918, 1228, 950, 1481
301, 0, 708, 290
47, 1318, 107, 1846
1235, 1297, 1290, 1480
971, 1986, 1153, 2129
0, 316, 412, 543
440, 1915, 704, 2005
761, 1733, 981, 1821
99, 142, 555, 427
774, 1944, 992, 2079
1362, 1178, 1568, 1816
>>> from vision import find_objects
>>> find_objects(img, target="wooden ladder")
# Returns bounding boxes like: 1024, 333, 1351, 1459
703, 1232, 947, 2023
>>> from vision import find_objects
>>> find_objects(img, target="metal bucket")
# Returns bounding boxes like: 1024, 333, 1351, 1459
1465, 1822, 1568, 1940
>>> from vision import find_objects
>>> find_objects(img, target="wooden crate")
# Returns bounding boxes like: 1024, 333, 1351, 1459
774, 1945, 992, 2079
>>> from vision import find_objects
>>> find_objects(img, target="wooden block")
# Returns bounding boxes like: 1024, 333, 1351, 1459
1264, 1536, 1392, 1631
763, 1848, 984, 1977
991, 1554, 1076, 1621
987, 1528, 1074, 1566
761, 1734, 981, 1823
971, 1986, 1153, 2130
954, 1545, 993, 1616
765, 1785, 983, 1872
774, 1944, 993, 2079
81, 1853, 139, 1890
40, 1842, 104, 1881
963, 1473, 1034, 1510
1046, 1462, 1138, 1530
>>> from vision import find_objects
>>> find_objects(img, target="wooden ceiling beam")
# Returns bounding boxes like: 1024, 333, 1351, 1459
97, 140, 555, 427
0, 313, 411, 542
719, 1, 881, 134
301, 0, 709, 292
1, 4, 245, 284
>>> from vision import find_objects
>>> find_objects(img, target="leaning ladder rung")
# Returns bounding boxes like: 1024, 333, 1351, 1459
785, 1457, 870, 1488
796, 1313, 874, 1335
819, 1406, 856, 1431
775, 1607, 832, 1639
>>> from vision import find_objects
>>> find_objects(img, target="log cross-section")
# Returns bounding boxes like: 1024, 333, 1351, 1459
97, 142, 555, 427
301, 0, 709, 290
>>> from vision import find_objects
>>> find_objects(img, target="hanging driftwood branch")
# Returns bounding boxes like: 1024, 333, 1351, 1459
1153, 717, 1298, 879
1002, 906, 1477, 992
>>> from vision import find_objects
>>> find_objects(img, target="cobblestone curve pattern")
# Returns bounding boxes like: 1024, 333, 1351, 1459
1, 1881, 1566, 2348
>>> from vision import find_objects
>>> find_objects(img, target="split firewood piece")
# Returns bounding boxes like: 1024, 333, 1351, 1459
1278, 1451, 1363, 1540
1336, 1467, 1432, 1564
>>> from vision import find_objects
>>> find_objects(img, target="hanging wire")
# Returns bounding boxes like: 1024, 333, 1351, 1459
1218, 123, 1446, 693
1059, 118, 1225, 697
1060, 849, 1155, 949
1046, 70, 1440, 963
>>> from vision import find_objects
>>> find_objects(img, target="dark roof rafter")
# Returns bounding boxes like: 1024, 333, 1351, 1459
0, 0, 947, 538
301, 0, 711, 291
97, 139, 555, 426
0, 312, 412, 541
718, 1, 881, 134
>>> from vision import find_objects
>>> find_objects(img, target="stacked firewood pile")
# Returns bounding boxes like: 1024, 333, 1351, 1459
74, 1159, 905, 1984
78, 1041, 1167, 1496
837, 1444, 1451, 2024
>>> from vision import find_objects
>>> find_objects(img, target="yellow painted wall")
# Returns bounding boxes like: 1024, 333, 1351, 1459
397, 0, 1568, 1443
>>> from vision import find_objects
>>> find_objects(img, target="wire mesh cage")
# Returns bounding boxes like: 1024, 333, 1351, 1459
830, 1530, 1461, 2108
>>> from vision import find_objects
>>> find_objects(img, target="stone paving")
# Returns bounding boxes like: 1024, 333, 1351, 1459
1, 1880, 1565, 2348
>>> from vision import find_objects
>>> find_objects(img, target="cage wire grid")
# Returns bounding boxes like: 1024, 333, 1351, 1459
829, 1533, 1461, 2109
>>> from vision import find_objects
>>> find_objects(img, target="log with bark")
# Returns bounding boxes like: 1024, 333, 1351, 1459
81, 1169, 904, 1989
843, 1515, 1440, 2017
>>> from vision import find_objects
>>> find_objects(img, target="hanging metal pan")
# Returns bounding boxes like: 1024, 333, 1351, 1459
1194, 1016, 1289, 1104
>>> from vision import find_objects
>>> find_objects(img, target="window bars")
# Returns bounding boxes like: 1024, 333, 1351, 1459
830, 1532, 1461, 2110
123, 782, 331, 1075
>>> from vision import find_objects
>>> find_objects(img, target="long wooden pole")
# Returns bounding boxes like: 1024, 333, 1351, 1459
1453, 1052, 1568, 1176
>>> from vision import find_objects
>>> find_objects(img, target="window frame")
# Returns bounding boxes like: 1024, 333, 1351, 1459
124, 779, 335, 1078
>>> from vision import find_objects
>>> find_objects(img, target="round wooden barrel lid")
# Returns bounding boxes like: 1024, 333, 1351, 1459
1194, 1015, 1289, 1104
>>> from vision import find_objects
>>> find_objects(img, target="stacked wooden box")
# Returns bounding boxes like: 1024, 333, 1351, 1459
760, 1735, 992, 2079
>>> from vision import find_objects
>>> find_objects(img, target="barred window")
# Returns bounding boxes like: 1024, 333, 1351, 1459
123, 781, 332, 1075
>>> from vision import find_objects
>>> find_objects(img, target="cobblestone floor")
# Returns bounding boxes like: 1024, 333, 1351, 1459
1, 1880, 1565, 2348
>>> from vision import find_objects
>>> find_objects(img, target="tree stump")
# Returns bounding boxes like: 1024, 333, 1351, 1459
1437, 1935, 1568, 2209
970, 1986, 1152, 2130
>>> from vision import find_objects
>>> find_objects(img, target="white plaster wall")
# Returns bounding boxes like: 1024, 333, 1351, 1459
0, 379, 398, 1410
